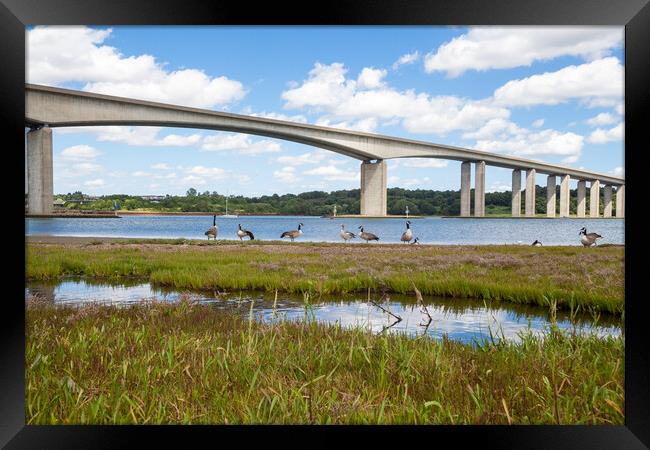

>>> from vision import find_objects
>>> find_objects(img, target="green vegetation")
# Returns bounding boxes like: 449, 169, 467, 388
26, 240, 624, 314
56, 185, 618, 216
25, 300, 624, 424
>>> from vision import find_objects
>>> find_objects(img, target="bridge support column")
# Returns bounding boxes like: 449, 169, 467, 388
590, 180, 600, 217
546, 175, 556, 217
577, 180, 586, 217
460, 162, 471, 217
615, 185, 625, 218
603, 185, 613, 218
511, 170, 521, 217
525, 169, 536, 217
360, 160, 387, 216
559, 175, 570, 217
27, 126, 53, 215
474, 161, 485, 217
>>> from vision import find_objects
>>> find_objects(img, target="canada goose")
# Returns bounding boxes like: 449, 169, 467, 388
401, 220, 413, 244
204, 215, 218, 240
281, 223, 304, 242
532, 240, 543, 247
358, 226, 379, 243
579, 227, 602, 247
410, 237, 420, 245
340, 224, 356, 242
237, 224, 254, 241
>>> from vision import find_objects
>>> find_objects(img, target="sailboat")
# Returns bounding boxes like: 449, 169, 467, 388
219, 194, 238, 218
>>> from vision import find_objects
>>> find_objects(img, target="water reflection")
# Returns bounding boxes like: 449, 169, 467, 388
25, 279, 622, 344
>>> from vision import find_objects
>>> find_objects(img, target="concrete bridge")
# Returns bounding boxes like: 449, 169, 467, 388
25, 83, 625, 217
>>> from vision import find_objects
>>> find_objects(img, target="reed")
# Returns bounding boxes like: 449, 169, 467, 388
26, 240, 624, 314
25, 301, 624, 425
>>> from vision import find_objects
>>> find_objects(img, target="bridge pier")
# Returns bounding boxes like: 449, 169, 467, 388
511, 169, 521, 217
460, 161, 471, 217
559, 175, 570, 217
590, 180, 600, 217
27, 126, 53, 215
525, 169, 536, 217
546, 175, 556, 217
577, 180, 586, 217
360, 160, 387, 216
603, 185, 613, 218
474, 161, 485, 217
615, 185, 625, 218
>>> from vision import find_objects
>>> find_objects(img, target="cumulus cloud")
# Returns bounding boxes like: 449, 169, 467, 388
84, 178, 104, 187
273, 166, 300, 184
356, 67, 387, 89
282, 62, 510, 135
424, 27, 622, 77
612, 166, 624, 176
303, 165, 358, 181
397, 159, 449, 168
276, 150, 328, 166
60, 145, 102, 161
151, 163, 171, 170
59, 126, 202, 147
392, 51, 420, 70
464, 118, 585, 162
27, 26, 247, 109
201, 133, 282, 155
492, 57, 623, 108
585, 112, 617, 127
532, 119, 545, 128
586, 122, 623, 143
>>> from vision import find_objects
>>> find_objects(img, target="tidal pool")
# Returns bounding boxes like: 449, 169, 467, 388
25, 279, 622, 344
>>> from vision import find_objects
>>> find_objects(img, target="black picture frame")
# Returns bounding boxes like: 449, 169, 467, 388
3, 0, 648, 447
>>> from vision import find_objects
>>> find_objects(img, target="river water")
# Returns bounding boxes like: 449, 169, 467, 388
25, 280, 622, 344
26, 215, 624, 245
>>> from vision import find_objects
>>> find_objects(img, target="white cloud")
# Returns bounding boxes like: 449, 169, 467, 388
392, 51, 420, 70
357, 67, 387, 90
303, 165, 358, 181
532, 119, 545, 128
398, 159, 449, 168
242, 108, 308, 123
186, 166, 229, 179
612, 166, 624, 176
464, 118, 585, 162
585, 112, 617, 127
283, 62, 510, 135
84, 178, 104, 187
151, 163, 171, 170
201, 133, 282, 155
59, 126, 202, 147
60, 145, 102, 161
276, 150, 328, 166
273, 166, 300, 184
424, 27, 622, 77
487, 182, 512, 193
181, 175, 207, 186
587, 122, 623, 143
27, 26, 247, 109
131, 171, 151, 177
492, 57, 623, 108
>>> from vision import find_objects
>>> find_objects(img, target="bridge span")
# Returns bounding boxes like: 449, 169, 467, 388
25, 84, 624, 217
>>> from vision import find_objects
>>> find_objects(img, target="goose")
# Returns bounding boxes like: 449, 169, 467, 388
204, 215, 218, 240
358, 226, 379, 243
237, 224, 254, 241
340, 224, 356, 242
531, 240, 543, 247
579, 227, 602, 247
401, 220, 413, 244
281, 223, 304, 242
410, 237, 420, 245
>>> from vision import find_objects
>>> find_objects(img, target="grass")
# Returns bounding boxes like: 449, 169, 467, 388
25, 300, 624, 425
26, 239, 625, 314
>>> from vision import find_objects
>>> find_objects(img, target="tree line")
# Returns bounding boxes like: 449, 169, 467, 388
57, 185, 616, 216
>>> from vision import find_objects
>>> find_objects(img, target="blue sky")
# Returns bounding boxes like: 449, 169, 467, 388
26, 26, 624, 196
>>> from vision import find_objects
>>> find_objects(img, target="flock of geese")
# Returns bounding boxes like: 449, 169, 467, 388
205, 215, 603, 247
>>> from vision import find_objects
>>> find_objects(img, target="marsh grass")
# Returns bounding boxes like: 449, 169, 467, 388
25, 301, 624, 425
26, 241, 624, 314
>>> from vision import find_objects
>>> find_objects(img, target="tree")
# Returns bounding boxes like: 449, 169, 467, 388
186, 188, 197, 197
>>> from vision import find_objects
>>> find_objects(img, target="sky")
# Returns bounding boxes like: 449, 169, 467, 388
25, 26, 625, 197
